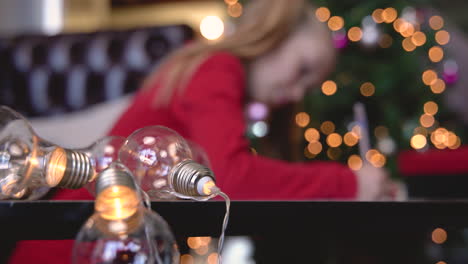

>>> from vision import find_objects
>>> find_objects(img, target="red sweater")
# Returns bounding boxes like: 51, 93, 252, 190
9, 52, 356, 264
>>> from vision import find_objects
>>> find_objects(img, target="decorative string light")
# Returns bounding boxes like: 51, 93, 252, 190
320, 121, 336, 135
295, 112, 310, 127
410, 134, 427, 149
328, 16, 345, 31
382, 7, 398, 23
428, 46, 444, 62
344, 132, 359, 146
326, 133, 343, 147
304, 128, 320, 142
423, 101, 438, 115
372, 9, 384, 23
348, 155, 363, 170
360, 82, 375, 97
347, 27, 363, 42
411, 31, 426, 46
430, 78, 446, 94
321, 80, 337, 95
429, 16, 444, 30
422, 70, 438, 85
315, 7, 331, 22
431, 228, 447, 244
435, 30, 450, 45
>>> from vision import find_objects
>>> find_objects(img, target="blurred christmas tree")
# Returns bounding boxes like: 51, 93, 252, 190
237, 0, 466, 177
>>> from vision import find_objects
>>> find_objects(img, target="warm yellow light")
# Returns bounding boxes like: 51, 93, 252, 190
202, 180, 216, 195
430, 79, 446, 94
431, 128, 449, 146
379, 34, 393, 48
227, 2, 243, 18
320, 121, 335, 135
374, 126, 389, 138
224, 0, 238, 4
400, 23, 415, 37
446, 132, 458, 147
348, 155, 363, 171
207, 253, 219, 264
411, 31, 426, 46
382, 7, 398, 23
305, 128, 320, 142
432, 228, 447, 244
199, 236, 211, 246
328, 16, 344, 31
307, 141, 323, 155
321, 80, 337, 96
365, 149, 379, 162
429, 46, 444, 62
95, 185, 139, 221
436, 262, 447, 264
393, 18, 405, 32
344, 132, 359, 147
348, 27, 363, 42
410, 134, 427, 149
369, 153, 386, 168
360, 82, 375, 97
372, 9, 385, 23
352, 125, 362, 138
435, 30, 450, 45
449, 136, 461, 149
420, 114, 435, 128
180, 254, 194, 264
429, 16, 444, 30
187, 237, 201, 249
200, 16, 224, 40
327, 147, 342, 160
46, 147, 67, 187
402, 37, 416, 52
326, 133, 343, 147
422, 70, 438, 85
423, 101, 438, 115
315, 7, 331, 22
295, 112, 310, 127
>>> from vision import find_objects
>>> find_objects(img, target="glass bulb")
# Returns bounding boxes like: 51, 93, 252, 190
186, 140, 211, 168
73, 162, 180, 264
81, 136, 127, 196
118, 126, 216, 200
0, 106, 94, 200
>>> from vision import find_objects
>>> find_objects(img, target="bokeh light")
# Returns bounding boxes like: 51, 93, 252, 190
344, 132, 359, 146
360, 82, 375, 97
328, 16, 345, 31
422, 70, 438, 85
372, 9, 384, 23
180, 254, 194, 264
420, 114, 435, 128
411, 31, 426, 46
224, 0, 238, 4
227, 2, 243, 18
207, 253, 218, 264
435, 30, 450, 45
307, 141, 323, 155
348, 155, 363, 171
402, 37, 416, 52
348, 27, 363, 42
410, 134, 427, 149
424, 101, 438, 115
295, 112, 310, 127
430, 78, 446, 94
321, 80, 337, 95
200, 16, 224, 40
315, 7, 331, 22
320, 121, 336, 135
429, 16, 444, 30
326, 133, 343, 147
305, 128, 320, 142
432, 228, 447, 244
379, 34, 393, 48
429, 46, 444, 62
382, 7, 398, 23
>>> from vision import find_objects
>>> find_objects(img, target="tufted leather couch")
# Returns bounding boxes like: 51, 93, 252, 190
0, 24, 193, 117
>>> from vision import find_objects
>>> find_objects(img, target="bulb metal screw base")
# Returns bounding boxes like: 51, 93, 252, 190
95, 165, 137, 196
170, 159, 216, 196
57, 150, 94, 189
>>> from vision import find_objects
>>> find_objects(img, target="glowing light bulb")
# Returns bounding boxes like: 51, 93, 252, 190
0, 106, 94, 200
200, 16, 224, 40
73, 162, 180, 263
119, 126, 218, 200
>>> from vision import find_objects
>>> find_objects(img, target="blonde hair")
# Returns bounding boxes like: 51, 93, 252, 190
145, 0, 316, 106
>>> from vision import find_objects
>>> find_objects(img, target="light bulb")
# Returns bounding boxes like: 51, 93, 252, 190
80, 136, 127, 196
186, 140, 211, 168
0, 106, 94, 200
73, 162, 180, 264
118, 126, 217, 200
